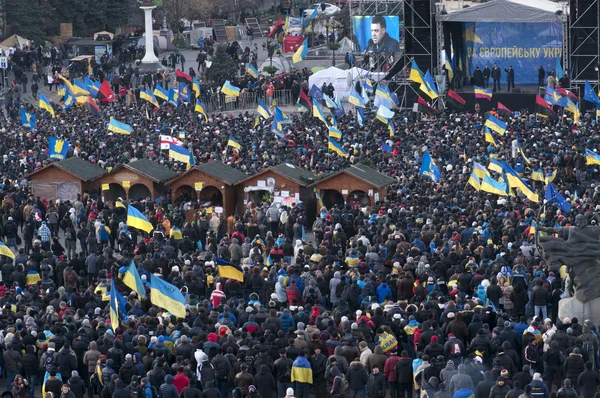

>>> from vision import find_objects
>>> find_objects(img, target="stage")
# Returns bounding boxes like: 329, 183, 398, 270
449, 84, 542, 113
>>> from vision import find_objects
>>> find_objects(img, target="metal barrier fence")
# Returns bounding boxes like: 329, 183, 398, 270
197, 89, 294, 113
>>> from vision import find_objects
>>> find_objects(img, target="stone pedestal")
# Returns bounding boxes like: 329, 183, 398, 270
140, 5, 160, 70
558, 296, 600, 324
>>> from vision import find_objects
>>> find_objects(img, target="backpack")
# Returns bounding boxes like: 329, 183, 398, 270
582, 334, 594, 356
450, 341, 462, 356
44, 352, 55, 372
337, 376, 349, 394
214, 358, 229, 380
66, 271, 77, 287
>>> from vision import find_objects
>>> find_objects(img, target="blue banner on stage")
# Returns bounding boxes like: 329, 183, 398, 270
464, 22, 563, 85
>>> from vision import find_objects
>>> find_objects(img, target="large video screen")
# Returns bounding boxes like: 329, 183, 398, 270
464, 22, 563, 85
352, 16, 401, 53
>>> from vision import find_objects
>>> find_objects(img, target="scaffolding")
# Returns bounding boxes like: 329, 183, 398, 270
348, 0, 436, 109
569, 0, 600, 92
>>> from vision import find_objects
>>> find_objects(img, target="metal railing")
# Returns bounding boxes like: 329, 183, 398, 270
198, 89, 294, 113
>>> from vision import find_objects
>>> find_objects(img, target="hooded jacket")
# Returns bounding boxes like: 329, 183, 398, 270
346, 360, 369, 391
159, 374, 179, 398
449, 365, 474, 395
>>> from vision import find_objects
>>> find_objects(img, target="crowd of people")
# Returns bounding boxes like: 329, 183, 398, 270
0, 31, 599, 398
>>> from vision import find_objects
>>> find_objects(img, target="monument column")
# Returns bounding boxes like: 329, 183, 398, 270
139, 0, 161, 72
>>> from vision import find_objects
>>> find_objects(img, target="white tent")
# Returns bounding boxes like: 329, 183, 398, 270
258, 55, 293, 76
308, 66, 352, 99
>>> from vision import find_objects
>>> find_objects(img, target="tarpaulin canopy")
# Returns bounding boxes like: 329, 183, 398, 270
439, 0, 566, 23
1, 34, 31, 49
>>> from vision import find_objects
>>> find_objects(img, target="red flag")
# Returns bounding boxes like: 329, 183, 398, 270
98, 81, 115, 103
268, 18, 283, 38
535, 95, 556, 119
176, 70, 192, 83
497, 101, 512, 117
417, 97, 440, 115
446, 89, 466, 110
84, 96, 101, 116
297, 91, 312, 111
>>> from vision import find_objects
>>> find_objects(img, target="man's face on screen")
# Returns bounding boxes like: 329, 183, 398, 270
371, 23, 386, 44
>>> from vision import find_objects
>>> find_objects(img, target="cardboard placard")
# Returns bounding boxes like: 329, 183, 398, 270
195, 182, 203, 190
102, 184, 109, 191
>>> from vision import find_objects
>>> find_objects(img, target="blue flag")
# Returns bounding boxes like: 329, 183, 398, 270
20, 109, 36, 129
545, 183, 570, 213
48, 137, 70, 160
556, 58, 565, 79
420, 150, 441, 183
381, 142, 392, 153
584, 80, 600, 107
308, 84, 323, 102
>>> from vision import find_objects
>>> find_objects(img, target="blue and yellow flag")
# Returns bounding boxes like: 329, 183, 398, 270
484, 128, 496, 146
474, 85, 493, 101
140, 88, 159, 107
39, 93, 55, 117
257, 98, 271, 119
73, 79, 91, 96
468, 171, 481, 190
312, 98, 327, 125
545, 169, 557, 184
473, 161, 489, 179
420, 70, 439, 100
292, 38, 309, 64
376, 105, 394, 123
20, 109, 36, 129
168, 88, 179, 107
84, 77, 100, 97
247, 64, 259, 78
150, 274, 187, 318
420, 150, 441, 183
488, 158, 504, 173
349, 88, 365, 108
154, 83, 169, 101
178, 82, 191, 103
480, 174, 508, 196
0, 240, 14, 260
228, 136, 241, 150
108, 118, 132, 135
49, 137, 69, 160
57, 85, 66, 98
169, 144, 194, 168
26, 270, 40, 286
388, 120, 396, 137
216, 257, 244, 282
221, 80, 240, 97
63, 89, 76, 109
291, 356, 313, 384
328, 138, 347, 157
357, 107, 365, 126
587, 148, 600, 165
127, 205, 153, 233
266, 254, 274, 267
109, 279, 120, 332
363, 78, 374, 94
531, 169, 544, 182
329, 125, 342, 139
409, 59, 424, 85
122, 260, 146, 298
192, 77, 201, 98
484, 115, 507, 135
195, 99, 207, 120
274, 107, 291, 130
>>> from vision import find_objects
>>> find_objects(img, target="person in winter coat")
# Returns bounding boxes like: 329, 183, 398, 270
440, 360, 457, 385
111, 380, 129, 398
543, 341, 563, 391
564, 348, 585, 391
68, 371, 86, 398
366, 346, 387, 373
11, 374, 29, 398
4, 343, 23, 388
279, 309, 296, 332
346, 360, 369, 396
119, 354, 138, 385
446, 314, 468, 345
57, 343, 77, 379
44, 369, 63, 398
557, 379, 578, 398
159, 375, 179, 398
577, 361, 600, 398
424, 336, 445, 360
22, 345, 39, 397
449, 365, 474, 396
489, 377, 510, 398
255, 364, 276, 398
421, 376, 439, 398
396, 350, 413, 398
368, 365, 387, 398
528, 373, 549, 398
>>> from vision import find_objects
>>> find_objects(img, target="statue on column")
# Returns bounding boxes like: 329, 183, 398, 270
538, 213, 600, 302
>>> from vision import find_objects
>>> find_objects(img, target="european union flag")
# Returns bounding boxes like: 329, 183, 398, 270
546, 183, 570, 213
49, 137, 70, 160
308, 84, 323, 102
20, 109, 36, 129
584, 81, 600, 107
420, 150, 441, 183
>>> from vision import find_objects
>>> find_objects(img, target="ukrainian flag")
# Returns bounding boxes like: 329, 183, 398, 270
531, 169, 544, 182
488, 158, 504, 173
480, 174, 508, 196
503, 162, 538, 202
348, 88, 365, 108
328, 138, 348, 157
178, 131, 186, 140
0, 240, 14, 259
517, 144, 531, 164
150, 274, 187, 318
266, 255, 274, 267
39, 93, 55, 117
169, 144, 193, 166
357, 107, 365, 126
58, 74, 88, 97
73, 79, 91, 96
420, 70, 439, 100
313, 98, 327, 124
192, 77, 201, 98
485, 115, 507, 135
291, 356, 313, 384
228, 136, 241, 150
109, 279, 120, 332
257, 98, 271, 119
127, 205, 153, 233
468, 172, 481, 190
484, 128, 496, 146
140, 88, 159, 107
216, 257, 244, 282
409, 59, 424, 85
444, 59, 454, 81
221, 80, 240, 97
195, 99, 208, 120
115, 200, 126, 209
364, 78, 374, 94
108, 118, 132, 135
388, 120, 396, 137
292, 38, 308, 64
247, 64, 259, 79
154, 83, 169, 101
25, 270, 40, 286
84, 77, 99, 97
376, 105, 395, 122
545, 170, 557, 184
473, 161, 489, 179
329, 125, 342, 139
586, 148, 600, 165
